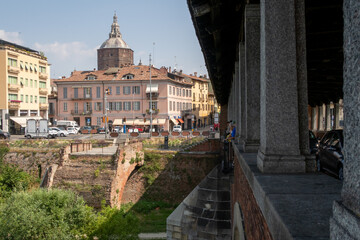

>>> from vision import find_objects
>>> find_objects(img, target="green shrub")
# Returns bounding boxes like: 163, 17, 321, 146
0, 189, 98, 240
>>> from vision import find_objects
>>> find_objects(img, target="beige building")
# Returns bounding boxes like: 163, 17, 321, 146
0, 40, 50, 133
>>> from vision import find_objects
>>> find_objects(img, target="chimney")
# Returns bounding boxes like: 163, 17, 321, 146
160, 66, 167, 74
194, 72, 197, 77
62, 76, 66, 79
204, 74, 207, 78
169, 66, 171, 73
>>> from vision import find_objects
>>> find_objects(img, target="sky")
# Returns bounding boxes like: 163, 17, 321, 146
0, 0, 207, 79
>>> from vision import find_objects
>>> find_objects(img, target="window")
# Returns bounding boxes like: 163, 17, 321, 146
169, 86, 172, 95
20, 61, 24, 69
8, 94, 18, 100
133, 101, 140, 111
74, 88, 78, 98
85, 102, 92, 112
116, 86, 120, 95
123, 74, 134, 79
63, 87, 67, 99
123, 86, 131, 95
85, 75, 96, 80
108, 86, 112, 95
182, 89, 185, 97
39, 97, 46, 103
183, 103, 185, 110
39, 66, 46, 73
170, 101, 172, 111
74, 102, 78, 114
115, 102, 122, 111
132, 86, 140, 94
30, 79, 33, 87
173, 102, 175, 111
21, 95, 24, 102
189, 90, 191, 96
25, 62, 29, 71
34, 80, 37, 88
96, 87, 101, 98
8, 76, 17, 85
30, 95, 33, 103
84, 88, 92, 98
26, 95, 28, 103
34, 64, 38, 72
149, 101, 158, 110
30, 63, 33, 72
63, 102, 68, 111
176, 88, 179, 96
39, 81, 46, 88
173, 87, 175, 95
124, 102, 131, 111
8, 58, 17, 67
97, 117, 102, 126
95, 102, 102, 111
193, 104, 196, 110
177, 102, 179, 111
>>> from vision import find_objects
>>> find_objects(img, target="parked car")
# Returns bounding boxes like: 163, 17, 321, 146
316, 129, 344, 180
128, 127, 143, 133
48, 128, 58, 138
173, 125, 182, 132
0, 130, 10, 139
114, 126, 121, 133
309, 130, 318, 154
67, 127, 78, 134
49, 127, 69, 137
79, 126, 92, 133
97, 127, 109, 134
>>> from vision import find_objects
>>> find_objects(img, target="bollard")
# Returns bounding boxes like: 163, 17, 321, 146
164, 135, 169, 149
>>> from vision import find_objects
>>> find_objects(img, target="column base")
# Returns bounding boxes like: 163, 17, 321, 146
305, 154, 316, 172
257, 150, 305, 173
330, 201, 360, 240
242, 140, 260, 153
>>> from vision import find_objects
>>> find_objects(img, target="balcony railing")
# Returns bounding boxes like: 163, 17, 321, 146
39, 103, 48, 110
71, 110, 92, 115
39, 88, 48, 95
146, 109, 159, 115
71, 95, 92, 100
8, 101, 20, 110
39, 72, 48, 80
8, 83, 20, 92
146, 92, 159, 99
8, 65, 20, 74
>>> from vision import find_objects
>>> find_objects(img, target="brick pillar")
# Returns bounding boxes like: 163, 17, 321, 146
219, 104, 228, 137
257, 0, 306, 173
330, 1, 360, 238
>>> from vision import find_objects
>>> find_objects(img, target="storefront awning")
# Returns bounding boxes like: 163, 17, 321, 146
146, 84, 158, 93
10, 116, 43, 127
170, 117, 178, 124
178, 119, 184, 123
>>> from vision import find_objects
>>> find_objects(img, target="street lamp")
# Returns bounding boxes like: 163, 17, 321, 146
149, 54, 152, 138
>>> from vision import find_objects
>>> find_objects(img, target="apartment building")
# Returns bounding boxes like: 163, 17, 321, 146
54, 65, 192, 131
0, 40, 50, 133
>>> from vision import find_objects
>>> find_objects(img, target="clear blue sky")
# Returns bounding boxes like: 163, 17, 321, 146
0, 0, 207, 78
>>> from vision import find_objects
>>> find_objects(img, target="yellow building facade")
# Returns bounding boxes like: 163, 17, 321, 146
0, 40, 50, 133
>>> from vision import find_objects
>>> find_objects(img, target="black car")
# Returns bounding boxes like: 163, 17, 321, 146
316, 129, 344, 180
0, 129, 10, 139
309, 130, 318, 154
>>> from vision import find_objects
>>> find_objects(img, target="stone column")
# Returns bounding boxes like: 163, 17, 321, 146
330, 1, 360, 238
257, 0, 306, 173
220, 104, 228, 137
238, 43, 246, 148
242, 4, 260, 152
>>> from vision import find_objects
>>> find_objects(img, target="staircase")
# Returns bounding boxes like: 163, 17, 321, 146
167, 165, 232, 240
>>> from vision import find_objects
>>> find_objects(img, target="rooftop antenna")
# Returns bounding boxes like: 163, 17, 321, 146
174, 56, 177, 72
152, 42, 155, 67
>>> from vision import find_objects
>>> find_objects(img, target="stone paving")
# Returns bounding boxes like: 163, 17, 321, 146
138, 232, 166, 239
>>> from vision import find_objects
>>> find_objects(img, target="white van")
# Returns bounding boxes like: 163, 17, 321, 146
56, 120, 79, 131
173, 125, 182, 132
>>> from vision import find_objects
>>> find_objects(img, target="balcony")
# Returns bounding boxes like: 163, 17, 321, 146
8, 101, 20, 110
39, 72, 48, 80
146, 92, 159, 99
71, 110, 92, 115
39, 88, 48, 95
71, 95, 92, 100
146, 109, 159, 115
8, 83, 20, 92
8, 65, 20, 74
39, 103, 48, 110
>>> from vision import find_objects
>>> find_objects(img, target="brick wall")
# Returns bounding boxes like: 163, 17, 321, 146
231, 155, 273, 240
187, 139, 221, 152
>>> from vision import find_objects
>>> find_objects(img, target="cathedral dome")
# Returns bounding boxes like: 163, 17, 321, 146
100, 37, 130, 49
99, 13, 130, 49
